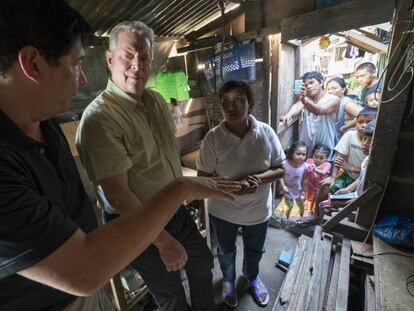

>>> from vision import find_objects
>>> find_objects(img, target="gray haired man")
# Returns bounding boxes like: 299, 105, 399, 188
76, 21, 216, 311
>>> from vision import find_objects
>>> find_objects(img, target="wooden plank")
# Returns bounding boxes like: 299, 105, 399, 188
286, 230, 317, 311
365, 274, 375, 311
177, 25, 281, 54
318, 234, 334, 310
322, 184, 382, 231
273, 235, 311, 310
291, 227, 322, 311
373, 236, 414, 311
306, 229, 324, 310
279, 236, 310, 304
270, 34, 281, 130
325, 246, 341, 311
352, 254, 374, 265
280, 0, 394, 42
351, 240, 373, 257
356, 0, 413, 228
341, 30, 388, 54
336, 239, 351, 311
323, 216, 369, 242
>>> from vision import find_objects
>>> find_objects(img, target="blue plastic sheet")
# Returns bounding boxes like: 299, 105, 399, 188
373, 215, 414, 248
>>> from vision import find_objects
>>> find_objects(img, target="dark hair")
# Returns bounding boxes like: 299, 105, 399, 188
312, 144, 331, 157
347, 94, 360, 102
364, 120, 376, 137
327, 77, 348, 95
357, 107, 377, 119
0, 0, 93, 75
301, 71, 324, 84
285, 140, 307, 160
218, 80, 254, 112
356, 62, 376, 73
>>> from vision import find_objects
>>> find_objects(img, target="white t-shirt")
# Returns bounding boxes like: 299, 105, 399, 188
334, 130, 365, 180
197, 115, 285, 225
356, 156, 369, 196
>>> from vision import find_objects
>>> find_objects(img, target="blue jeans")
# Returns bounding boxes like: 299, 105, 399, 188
209, 215, 269, 282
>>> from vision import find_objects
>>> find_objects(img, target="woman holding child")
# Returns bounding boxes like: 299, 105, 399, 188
197, 80, 285, 308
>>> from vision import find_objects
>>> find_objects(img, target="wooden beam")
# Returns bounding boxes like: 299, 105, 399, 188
177, 25, 281, 54
336, 239, 351, 311
322, 184, 383, 232
184, 4, 245, 41
356, 0, 413, 228
342, 30, 388, 53
280, 0, 395, 42
323, 216, 370, 242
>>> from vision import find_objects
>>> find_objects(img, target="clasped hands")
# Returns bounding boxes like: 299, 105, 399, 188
235, 175, 262, 195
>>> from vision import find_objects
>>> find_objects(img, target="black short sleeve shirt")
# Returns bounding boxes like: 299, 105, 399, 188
0, 112, 97, 310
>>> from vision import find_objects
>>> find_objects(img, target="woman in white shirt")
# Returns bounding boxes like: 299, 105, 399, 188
197, 80, 285, 308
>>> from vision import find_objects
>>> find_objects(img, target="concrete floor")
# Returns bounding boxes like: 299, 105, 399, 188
212, 227, 298, 311
133, 227, 299, 310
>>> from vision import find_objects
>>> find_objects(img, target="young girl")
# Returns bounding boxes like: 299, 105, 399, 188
276, 141, 312, 219
197, 80, 285, 308
305, 144, 332, 216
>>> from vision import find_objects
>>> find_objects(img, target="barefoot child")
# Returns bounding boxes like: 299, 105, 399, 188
276, 141, 312, 219
305, 144, 331, 216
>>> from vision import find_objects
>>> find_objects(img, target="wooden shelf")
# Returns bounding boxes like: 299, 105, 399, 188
373, 236, 414, 311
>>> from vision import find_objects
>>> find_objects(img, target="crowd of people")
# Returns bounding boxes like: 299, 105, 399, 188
0, 0, 381, 310
277, 62, 381, 226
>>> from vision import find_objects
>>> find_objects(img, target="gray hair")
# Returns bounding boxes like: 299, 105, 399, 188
108, 20, 154, 57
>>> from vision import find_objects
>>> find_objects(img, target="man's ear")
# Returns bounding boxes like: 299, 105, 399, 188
18, 47, 44, 83
105, 50, 113, 70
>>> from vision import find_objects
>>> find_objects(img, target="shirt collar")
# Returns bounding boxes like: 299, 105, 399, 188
219, 114, 259, 137
0, 110, 55, 150
105, 78, 140, 109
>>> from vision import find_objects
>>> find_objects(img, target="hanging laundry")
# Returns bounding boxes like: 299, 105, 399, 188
344, 44, 359, 58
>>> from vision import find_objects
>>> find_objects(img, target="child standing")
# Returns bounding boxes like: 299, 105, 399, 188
305, 144, 332, 216
276, 141, 312, 219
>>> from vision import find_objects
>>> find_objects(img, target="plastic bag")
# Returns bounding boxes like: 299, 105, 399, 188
373, 215, 414, 248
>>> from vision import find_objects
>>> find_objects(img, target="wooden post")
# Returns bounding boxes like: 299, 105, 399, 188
356, 0, 414, 228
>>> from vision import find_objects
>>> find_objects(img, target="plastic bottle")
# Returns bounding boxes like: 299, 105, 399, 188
171, 98, 182, 128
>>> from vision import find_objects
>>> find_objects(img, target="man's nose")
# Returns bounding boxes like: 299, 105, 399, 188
130, 54, 140, 70
79, 68, 87, 86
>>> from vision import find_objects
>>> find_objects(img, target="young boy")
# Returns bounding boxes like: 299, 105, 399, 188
355, 62, 382, 108
323, 120, 377, 212
330, 108, 377, 193
296, 108, 377, 226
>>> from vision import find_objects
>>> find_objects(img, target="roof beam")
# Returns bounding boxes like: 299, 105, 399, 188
184, 4, 244, 42
280, 0, 395, 42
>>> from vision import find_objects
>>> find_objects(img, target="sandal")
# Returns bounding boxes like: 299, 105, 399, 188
296, 217, 319, 227
249, 276, 269, 307
222, 281, 238, 308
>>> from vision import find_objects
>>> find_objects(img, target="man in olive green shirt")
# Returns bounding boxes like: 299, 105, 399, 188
76, 21, 215, 311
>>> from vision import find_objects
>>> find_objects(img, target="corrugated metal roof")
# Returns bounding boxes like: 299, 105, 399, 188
68, 0, 223, 38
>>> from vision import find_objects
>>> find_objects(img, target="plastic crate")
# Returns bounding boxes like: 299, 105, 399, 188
155, 71, 189, 103
204, 39, 256, 91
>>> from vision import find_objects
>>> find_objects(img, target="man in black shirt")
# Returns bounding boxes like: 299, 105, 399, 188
0, 1, 240, 310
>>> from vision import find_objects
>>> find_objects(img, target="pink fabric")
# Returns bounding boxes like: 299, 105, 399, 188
282, 161, 312, 199
306, 159, 332, 202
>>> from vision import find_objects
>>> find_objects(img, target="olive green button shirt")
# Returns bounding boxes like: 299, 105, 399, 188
76, 79, 182, 204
